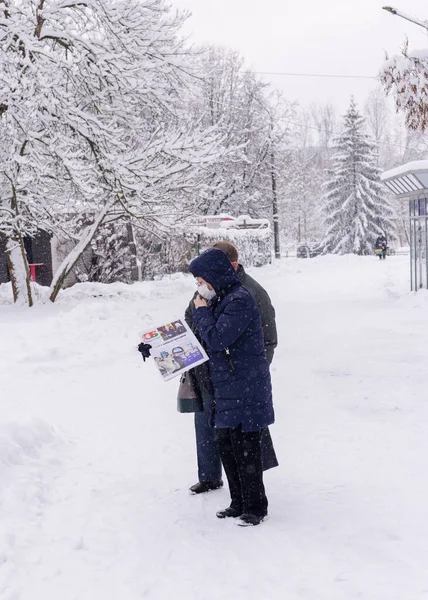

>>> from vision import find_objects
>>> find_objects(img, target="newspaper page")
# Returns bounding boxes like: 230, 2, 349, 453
139, 318, 209, 382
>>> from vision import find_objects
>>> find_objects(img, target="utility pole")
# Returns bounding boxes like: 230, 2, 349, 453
382, 6, 428, 31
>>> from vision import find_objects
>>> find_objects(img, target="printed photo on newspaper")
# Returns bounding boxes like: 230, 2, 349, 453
139, 319, 209, 382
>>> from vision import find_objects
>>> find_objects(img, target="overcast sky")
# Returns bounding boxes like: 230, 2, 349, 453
170, 0, 428, 114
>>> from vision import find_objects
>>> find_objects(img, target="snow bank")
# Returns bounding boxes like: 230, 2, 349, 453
0, 282, 13, 305
1, 273, 195, 307
0, 282, 51, 306
0, 419, 65, 571
56, 272, 191, 303
0, 419, 59, 478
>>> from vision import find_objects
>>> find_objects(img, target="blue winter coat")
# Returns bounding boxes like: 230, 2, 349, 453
188, 248, 274, 432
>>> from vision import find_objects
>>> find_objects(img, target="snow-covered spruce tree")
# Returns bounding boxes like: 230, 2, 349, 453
0, 0, 221, 306
322, 99, 396, 255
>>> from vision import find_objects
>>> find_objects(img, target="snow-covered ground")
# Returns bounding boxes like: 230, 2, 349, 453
1, 255, 427, 600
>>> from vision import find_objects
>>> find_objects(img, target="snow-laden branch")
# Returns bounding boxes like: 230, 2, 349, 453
380, 42, 428, 131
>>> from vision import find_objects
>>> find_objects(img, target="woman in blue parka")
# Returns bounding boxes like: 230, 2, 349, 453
189, 248, 275, 526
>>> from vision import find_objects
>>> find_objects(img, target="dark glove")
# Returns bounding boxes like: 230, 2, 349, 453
137, 343, 152, 362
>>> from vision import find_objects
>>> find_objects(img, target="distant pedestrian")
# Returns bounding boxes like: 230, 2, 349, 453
375, 234, 388, 260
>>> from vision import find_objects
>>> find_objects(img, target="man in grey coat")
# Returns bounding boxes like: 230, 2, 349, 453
185, 241, 278, 494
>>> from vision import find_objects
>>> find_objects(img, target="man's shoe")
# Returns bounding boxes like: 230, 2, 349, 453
237, 513, 266, 527
216, 507, 242, 519
189, 480, 223, 495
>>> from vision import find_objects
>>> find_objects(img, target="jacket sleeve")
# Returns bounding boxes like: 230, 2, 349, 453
185, 292, 198, 329
257, 289, 278, 365
192, 296, 254, 351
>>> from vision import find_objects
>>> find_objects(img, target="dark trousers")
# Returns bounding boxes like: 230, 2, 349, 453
194, 393, 278, 483
217, 426, 268, 517
194, 393, 222, 483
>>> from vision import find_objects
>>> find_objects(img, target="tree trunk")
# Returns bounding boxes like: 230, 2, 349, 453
49, 205, 110, 303
271, 149, 281, 259
2, 232, 33, 307
402, 218, 410, 246
125, 221, 139, 282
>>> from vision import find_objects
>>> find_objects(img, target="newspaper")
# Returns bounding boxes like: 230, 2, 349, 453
139, 318, 209, 382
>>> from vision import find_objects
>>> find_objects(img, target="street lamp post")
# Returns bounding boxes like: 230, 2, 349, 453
382, 6, 428, 31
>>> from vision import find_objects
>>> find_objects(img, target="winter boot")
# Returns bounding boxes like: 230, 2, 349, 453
216, 506, 242, 519
189, 480, 223, 495
237, 513, 266, 527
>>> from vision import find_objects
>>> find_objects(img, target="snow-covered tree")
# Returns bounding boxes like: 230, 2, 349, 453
380, 40, 428, 132
70, 219, 137, 284
310, 102, 337, 170
282, 149, 324, 247
185, 47, 290, 219
279, 105, 329, 251
0, 0, 221, 306
364, 87, 390, 167
322, 99, 396, 255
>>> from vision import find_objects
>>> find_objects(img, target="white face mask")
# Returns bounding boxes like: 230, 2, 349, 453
197, 283, 216, 301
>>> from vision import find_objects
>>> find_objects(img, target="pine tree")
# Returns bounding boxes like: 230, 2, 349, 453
322, 99, 396, 255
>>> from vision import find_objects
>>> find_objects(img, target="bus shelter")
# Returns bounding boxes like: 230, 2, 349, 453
381, 160, 428, 291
